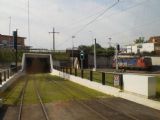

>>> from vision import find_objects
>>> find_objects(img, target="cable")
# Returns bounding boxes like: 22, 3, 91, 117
73, 0, 120, 36
56, 0, 120, 49
98, 0, 150, 21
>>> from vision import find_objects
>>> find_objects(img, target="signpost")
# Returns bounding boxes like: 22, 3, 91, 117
114, 74, 120, 86
80, 51, 84, 70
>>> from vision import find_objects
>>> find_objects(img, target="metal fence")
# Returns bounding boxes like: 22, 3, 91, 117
0, 66, 21, 85
53, 66, 123, 90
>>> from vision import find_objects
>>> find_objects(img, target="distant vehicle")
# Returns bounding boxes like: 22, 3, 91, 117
112, 56, 152, 70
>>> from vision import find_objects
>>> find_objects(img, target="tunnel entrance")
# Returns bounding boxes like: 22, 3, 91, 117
22, 53, 53, 74
26, 57, 50, 74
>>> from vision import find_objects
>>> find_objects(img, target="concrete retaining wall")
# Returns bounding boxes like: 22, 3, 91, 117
123, 74, 156, 98
0, 71, 24, 92
151, 57, 160, 66
21, 53, 53, 72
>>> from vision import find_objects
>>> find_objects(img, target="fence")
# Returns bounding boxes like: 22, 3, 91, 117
53, 66, 123, 90
0, 66, 21, 85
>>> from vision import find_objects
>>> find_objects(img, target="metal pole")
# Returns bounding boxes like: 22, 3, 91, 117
81, 60, 83, 70
49, 27, 59, 51
53, 28, 55, 51
93, 38, 97, 71
116, 43, 118, 71
72, 36, 75, 68
9, 16, 11, 48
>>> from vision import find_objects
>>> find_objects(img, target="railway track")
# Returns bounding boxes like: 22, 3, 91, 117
61, 80, 139, 120
48, 77, 121, 120
17, 77, 28, 120
17, 76, 50, 120
47, 75, 139, 120
33, 79, 50, 120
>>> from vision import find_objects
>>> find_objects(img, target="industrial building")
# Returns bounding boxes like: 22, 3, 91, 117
0, 34, 26, 49
126, 36, 160, 55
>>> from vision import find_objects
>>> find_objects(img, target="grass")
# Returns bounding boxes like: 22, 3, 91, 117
0, 74, 109, 105
156, 76, 160, 99
65, 68, 160, 98
0, 76, 26, 105
71, 69, 114, 86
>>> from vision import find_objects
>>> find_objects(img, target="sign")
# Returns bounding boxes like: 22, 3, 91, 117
80, 50, 84, 60
114, 74, 120, 86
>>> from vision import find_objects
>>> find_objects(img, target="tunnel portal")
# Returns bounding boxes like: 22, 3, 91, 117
22, 53, 53, 74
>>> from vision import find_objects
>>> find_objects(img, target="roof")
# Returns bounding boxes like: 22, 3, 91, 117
0, 34, 26, 39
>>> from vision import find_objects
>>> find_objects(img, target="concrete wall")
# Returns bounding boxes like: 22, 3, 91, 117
151, 57, 160, 66
123, 74, 156, 98
127, 43, 154, 54
21, 53, 53, 72
0, 71, 24, 92
88, 55, 113, 68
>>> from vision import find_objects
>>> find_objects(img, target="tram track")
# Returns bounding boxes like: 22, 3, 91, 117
17, 76, 28, 120
33, 76, 50, 120
60, 80, 139, 120
46, 74, 138, 120
47, 76, 109, 120
17, 75, 50, 120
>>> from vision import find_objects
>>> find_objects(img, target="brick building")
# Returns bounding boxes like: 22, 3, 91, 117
148, 36, 160, 43
0, 34, 26, 49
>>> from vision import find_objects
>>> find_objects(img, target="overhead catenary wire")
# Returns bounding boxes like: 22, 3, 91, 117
56, 0, 120, 49
73, 0, 120, 36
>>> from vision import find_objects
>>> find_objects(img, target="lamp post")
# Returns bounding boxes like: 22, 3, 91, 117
72, 36, 75, 68
93, 38, 97, 71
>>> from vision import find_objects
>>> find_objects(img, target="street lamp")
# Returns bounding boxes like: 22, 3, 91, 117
72, 36, 75, 68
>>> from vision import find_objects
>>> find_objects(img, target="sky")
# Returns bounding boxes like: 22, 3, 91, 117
0, 0, 160, 50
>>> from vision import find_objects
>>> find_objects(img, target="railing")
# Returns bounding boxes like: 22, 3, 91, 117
53, 66, 123, 90
0, 66, 21, 85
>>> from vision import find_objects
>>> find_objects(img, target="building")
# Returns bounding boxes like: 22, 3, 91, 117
148, 36, 160, 43
127, 43, 155, 54
0, 34, 26, 49
127, 36, 160, 55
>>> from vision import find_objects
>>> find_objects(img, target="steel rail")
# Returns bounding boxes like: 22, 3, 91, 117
33, 79, 50, 120
49, 78, 109, 120
17, 77, 28, 120
61, 80, 139, 120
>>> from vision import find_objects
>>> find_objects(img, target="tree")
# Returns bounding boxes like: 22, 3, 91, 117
106, 47, 115, 56
78, 44, 115, 57
134, 37, 145, 44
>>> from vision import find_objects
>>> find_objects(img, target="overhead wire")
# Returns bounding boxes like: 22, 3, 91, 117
56, 0, 120, 49
57, 0, 155, 49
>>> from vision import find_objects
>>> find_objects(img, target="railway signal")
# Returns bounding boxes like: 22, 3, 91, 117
13, 30, 18, 71
80, 50, 84, 69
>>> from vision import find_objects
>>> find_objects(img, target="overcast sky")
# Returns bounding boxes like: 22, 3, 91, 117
0, 0, 160, 50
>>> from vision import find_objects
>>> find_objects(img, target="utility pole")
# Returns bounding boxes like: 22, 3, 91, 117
115, 43, 119, 71
13, 30, 18, 71
93, 38, 97, 71
9, 16, 11, 48
72, 36, 75, 68
49, 27, 59, 51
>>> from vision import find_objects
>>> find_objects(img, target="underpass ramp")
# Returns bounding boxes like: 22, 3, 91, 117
21, 53, 53, 74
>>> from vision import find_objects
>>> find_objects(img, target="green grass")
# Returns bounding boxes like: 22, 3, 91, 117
1, 74, 110, 105
156, 76, 160, 99
0, 76, 26, 105
69, 69, 114, 86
